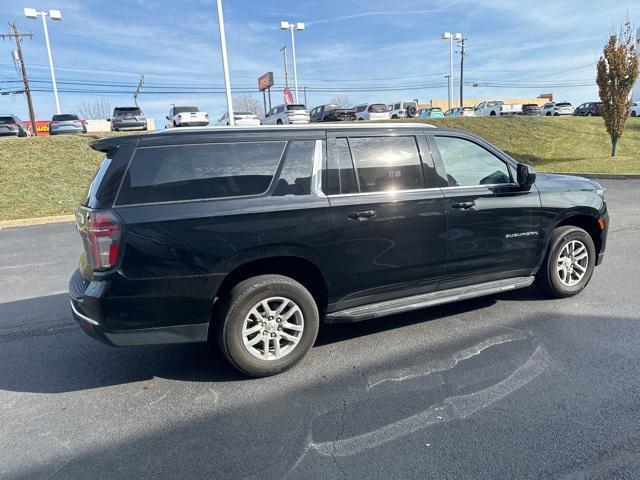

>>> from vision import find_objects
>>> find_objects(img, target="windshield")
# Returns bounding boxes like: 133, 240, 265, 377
286, 104, 307, 111
234, 111, 254, 116
52, 114, 79, 121
0, 116, 15, 124
369, 104, 388, 113
556, 103, 572, 107
174, 106, 199, 114
431, 108, 443, 112
115, 108, 142, 116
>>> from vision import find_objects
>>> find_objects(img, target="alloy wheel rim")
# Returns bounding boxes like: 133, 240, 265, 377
557, 240, 589, 286
242, 296, 304, 361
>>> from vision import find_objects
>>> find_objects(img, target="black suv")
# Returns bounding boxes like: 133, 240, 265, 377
310, 104, 357, 122
574, 102, 603, 116
70, 124, 608, 376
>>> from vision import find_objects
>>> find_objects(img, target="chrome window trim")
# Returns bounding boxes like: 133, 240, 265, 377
310, 139, 327, 198
440, 182, 519, 190
70, 300, 100, 326
326, 187, 442, 199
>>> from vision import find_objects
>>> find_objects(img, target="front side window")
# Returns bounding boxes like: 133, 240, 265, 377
435, 136, 511, 187
117, 141, 286, 205
348, 136, 424, 192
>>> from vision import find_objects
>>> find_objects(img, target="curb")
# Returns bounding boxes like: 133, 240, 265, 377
548, 172, 640, 180
0, 215, 74, 230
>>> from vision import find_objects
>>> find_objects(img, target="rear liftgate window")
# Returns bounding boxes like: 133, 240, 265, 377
117, 141, 286, 205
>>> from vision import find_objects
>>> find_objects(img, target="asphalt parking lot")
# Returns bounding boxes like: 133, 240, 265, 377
1, 178, 639, 480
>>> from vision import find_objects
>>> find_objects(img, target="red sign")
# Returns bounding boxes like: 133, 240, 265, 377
22, 121, 51, 136
258, 72, 274, 92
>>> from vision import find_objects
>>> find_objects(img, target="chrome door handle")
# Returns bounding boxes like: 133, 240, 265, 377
450, 201, 475, 210
347, 210, 377, 220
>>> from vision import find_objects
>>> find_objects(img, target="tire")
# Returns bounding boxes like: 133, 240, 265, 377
391, 115, 398, 119
554, 113, 560, 116
546, 113, 552, 116
632, 111, 637, 117
490, 111, 496, 116
217, 274, 319, 377
406, 105, 417, 118
276, 119, 283, 125
535, 226, 596, 298
586, 112, 592, 117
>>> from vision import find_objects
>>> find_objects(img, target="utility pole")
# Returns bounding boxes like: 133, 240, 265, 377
280, 45, 289, 89
133, 72, 144, 106
459, 37, 466, 107
1, 23, 38, 136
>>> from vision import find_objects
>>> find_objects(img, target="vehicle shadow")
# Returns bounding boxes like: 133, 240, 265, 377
0, 287, 547, 395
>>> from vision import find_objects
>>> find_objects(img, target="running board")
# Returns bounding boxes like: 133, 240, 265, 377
325, 276, 535, 323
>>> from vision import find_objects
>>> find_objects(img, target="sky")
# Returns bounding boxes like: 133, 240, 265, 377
1, 0, 639, 126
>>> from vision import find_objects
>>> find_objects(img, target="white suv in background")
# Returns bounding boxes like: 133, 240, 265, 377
262, 104, 310, 125
540, 102, 574, 116
165, 106, 209, 128
354, 103, 390, 121
388, 101, 418, 119
217, 111, 261, 126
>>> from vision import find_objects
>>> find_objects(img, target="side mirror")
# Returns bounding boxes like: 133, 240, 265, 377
517, 163, 536, 189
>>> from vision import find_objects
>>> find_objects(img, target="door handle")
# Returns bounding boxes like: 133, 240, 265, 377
347, 209, 377, 220
450, 201, 476, 210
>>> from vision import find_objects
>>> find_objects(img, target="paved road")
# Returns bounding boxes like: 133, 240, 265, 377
1, 179, 639, 480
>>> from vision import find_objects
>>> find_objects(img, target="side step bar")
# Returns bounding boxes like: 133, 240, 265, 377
325, 276, 535, 323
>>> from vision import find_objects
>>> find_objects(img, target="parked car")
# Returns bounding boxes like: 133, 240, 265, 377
418, 107, 445, 118
475, 101, 522, 116
574, 102, 602, 116
388, 101, 418, 119
166, 106, 209, 127
631, 102, 640, 117
49, 113, 86, 135
522, 104, 541, 116
109, 107, 147, 131
540, 102, 574, 116
310, 104, 356, 122
445, 107, 476, 117
353, 103, 390, 121
217, 111, 261, 126
263, 104, 310, 125
0, 114, 29, 137
68, 122, 609, 377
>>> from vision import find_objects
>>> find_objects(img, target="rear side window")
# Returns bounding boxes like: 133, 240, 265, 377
349, 136, 424, 192
273, 141, 315, 196
117, 141, 286, 205
326, 138, 358, 195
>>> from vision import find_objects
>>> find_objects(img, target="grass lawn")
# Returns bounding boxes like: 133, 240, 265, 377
1, 117, 639, 221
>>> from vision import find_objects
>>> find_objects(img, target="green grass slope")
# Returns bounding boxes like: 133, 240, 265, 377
1, 117, 638, 221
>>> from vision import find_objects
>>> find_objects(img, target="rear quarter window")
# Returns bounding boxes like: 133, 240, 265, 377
273, 141, 315, 196
116, 141, 286, 205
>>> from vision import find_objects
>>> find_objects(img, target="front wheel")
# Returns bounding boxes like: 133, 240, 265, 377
217, 274, 319, 377
632, 111, 637, 117
535, 226, 596, 298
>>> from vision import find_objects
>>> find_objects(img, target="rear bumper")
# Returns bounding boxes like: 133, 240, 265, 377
68, 268, 211, 346
112, 121, 147, 130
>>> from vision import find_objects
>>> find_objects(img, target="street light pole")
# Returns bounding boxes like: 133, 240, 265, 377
215, 0, 234, 126
280, 21, 305, 104
25, 8, 62, 114
441, 32, 462, 111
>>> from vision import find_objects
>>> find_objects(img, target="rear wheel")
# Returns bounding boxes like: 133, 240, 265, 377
535, 226, 595, 298
276, 119, 283, 125
490, 111, 497, 116
632, 111, 637, 117
217, 274, 319, 377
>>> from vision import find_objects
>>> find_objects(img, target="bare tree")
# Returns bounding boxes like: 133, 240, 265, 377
233, 94, 263, 116
76, 98, 111, 120
596, 21, 639, 157
330, 95, 351, 108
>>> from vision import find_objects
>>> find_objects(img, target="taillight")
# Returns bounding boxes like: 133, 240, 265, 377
205, 113, 209, 119
177, 114, 182, 121
81, 210, 121, 271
